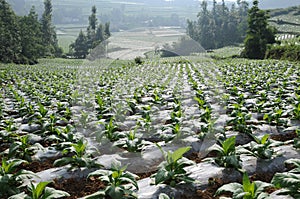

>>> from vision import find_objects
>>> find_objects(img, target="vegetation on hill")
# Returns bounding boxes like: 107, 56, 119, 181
241, 0, 276, 59
69, 6, 111, 59
186, 0, 249, 50
0, 0, 61, 64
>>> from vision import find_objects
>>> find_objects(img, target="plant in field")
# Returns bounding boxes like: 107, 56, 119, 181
113, 129, 151, 152
0, 120, 18, 143
207, 136, 242, 169
84, 161, 139, 199
79, 111, 89, 128
100, 117, 124, 142
244, 134, 279, 159
63, 107, 72, 120
3, 119, 18, 132
293, 103, 300, 120
9, 181, 70, 199
200, 106, 212, 123
8, 135, 44, 162
0, 159, 36, 198
151, 145, 195, 187
151, 89, 163, 104
271, 159, 300, 198
215, 172, 272, 199
227, 111, 253, 134
194, 96, 206, 110
53, 139, 101, 170
45, 125, 81, 150
263, 108, 286, 125
138, 105, 152, 130
43, 114, 59, 134
37, 103, 48, 118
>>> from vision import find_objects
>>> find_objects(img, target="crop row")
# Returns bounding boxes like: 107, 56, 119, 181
0, 59, 299, 198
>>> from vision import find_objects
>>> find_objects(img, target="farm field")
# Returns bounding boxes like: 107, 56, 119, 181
57, 26, 186, 57
0, 57, 299, 198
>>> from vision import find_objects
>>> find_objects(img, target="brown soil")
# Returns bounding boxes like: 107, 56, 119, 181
196, 178, 230, 199
20, 157, 57, 172
51, 177, 106, 199
137, 170, 157, 179
250, 172, 275, 183
187, 152, 203, 163
271, 131, 297, 142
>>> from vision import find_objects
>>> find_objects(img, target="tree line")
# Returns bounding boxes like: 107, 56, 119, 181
0, 0, 61, 64
188, 0, 277, 60
69, 6, 111, 59
187, 0, 249, 50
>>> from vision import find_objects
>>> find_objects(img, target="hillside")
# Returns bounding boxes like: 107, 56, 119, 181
268, 6, 300, 37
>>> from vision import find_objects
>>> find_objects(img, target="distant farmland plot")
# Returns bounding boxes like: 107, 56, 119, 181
57, 26, 186, 57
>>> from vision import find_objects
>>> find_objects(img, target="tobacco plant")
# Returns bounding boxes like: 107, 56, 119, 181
84, 161, 139, 199
0, 159, 36, 198
151, 145, 195, 187
207, 136, 242, 169
243, 134, 280, 159
54, 139, 101, 170
8, 135, 44, 162
215, 172, 271, 199
9, 181, 70, 199
113, 129, 151, 152
271, 159, 300, 198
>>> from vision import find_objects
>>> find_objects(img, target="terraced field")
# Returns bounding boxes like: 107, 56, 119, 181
0, 57, 299, 198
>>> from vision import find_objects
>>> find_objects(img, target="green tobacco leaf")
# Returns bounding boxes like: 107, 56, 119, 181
222, 136, 236, 155
8, 192, 29, 199
53, 157, 73, 167
31, 181, 51, 199
154, 169, 168, 185
170, 147, 191, 163
260, 134, 270, 145
43, 187, 70, 199
107, 185, 124, 199
254, 181, 272, 198
271, 172, 300, 188
3, 159, 27, 174
215, 182, 243, 196
242, 172, 252, 193
285, 159, 300, 173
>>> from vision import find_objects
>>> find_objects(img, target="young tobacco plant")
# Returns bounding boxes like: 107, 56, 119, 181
8, 135, 44, 162
244, 134, 279, 159
101, 117, 124, 142
84, 161, 139, 199
53, 139, 101, 170
113, 129, 152, 152
0, 159, 36, 198
9, 181, 70, 199
215, 172, 272, 199
271, 158, 300, 198
151, 145, 195, 187
207, 136, 242, 169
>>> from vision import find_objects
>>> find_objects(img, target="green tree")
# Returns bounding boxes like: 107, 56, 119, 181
70, 5, 111, 59
187, 0, 248, 50
87, 5, 97, 49
70, 30, 89, 58
41, 0, 61, 57
0, 0, 21, 63
104, 22, 111, 38
18, 6, 43, 64
241, 0, 276, 59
